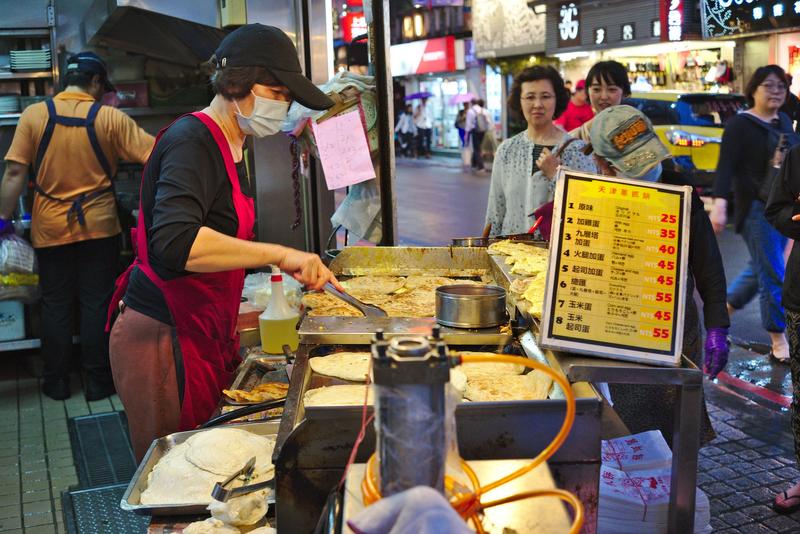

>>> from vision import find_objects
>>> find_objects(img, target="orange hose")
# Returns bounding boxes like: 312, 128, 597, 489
360, 354, 583, 534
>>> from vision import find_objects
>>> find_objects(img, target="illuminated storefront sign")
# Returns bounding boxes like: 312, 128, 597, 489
702, 0, 800, 37
660, 0, 684, 41
558, 2, 582, 47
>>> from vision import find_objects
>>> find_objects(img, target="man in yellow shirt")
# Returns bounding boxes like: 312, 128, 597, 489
1, 52, 154, 400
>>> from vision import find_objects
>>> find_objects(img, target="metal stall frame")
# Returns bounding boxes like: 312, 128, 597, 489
368, 0, 397, 246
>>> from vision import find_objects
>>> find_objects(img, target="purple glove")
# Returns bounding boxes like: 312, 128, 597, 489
0, 218, 13, 236
704, 327, 729, 379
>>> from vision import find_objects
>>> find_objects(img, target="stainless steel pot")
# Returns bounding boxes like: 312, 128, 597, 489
435, 284, 507, 328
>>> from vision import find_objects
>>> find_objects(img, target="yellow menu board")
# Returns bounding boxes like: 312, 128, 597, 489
539, 171, 692, 367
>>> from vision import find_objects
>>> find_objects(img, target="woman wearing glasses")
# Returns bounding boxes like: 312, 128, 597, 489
483, 66, 594, 237
711, 65, 798, 362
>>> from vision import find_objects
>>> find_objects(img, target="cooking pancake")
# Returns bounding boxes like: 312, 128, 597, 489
182, 518, 241, 534
453, 352, 526, 379
223, 382, 289, 403
380, 291, 436, 318
184, 428, 275, 477
140, 442, 222, 504
341, 275, 406, 295
465, 372, 553, 402
403, 276, 457, 290
303, 384, 373, 407
509, 254, 549, 276
309, 351, 372, 382
302, 292, 363, 317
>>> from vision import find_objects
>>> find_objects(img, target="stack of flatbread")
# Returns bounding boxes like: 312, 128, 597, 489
303, 384, 374, 407
302, 351, 551, 404
309, 352, 371, 382
140, 427, 275, 505
223, 382, 289, 403
302, 275, 483, 318
490, 240, 550, 319
454, 351, 552, 402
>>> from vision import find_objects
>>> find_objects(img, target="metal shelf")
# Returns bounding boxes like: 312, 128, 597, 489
0, 335, 79, 352
0, 70, 51, 80
0, 29, 51, 38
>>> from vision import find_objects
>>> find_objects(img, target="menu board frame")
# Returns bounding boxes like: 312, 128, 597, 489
539, 170, 692, 367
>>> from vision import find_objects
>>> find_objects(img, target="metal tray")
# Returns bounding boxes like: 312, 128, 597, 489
120, 420, 280, 516
298, 246, 512, 345
224, 359, 290, 406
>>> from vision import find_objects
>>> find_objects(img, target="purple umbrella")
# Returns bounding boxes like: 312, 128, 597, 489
448, 92, 477, 105
404, 91, 433, 100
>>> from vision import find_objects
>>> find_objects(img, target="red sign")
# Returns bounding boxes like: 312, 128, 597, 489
346, 0, 363, 5
341, 12, 367, 43
660, 0, 683, 42
390, 36, 456, 76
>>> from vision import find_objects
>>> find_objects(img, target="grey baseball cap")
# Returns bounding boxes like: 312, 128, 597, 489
589, 105, 670, 179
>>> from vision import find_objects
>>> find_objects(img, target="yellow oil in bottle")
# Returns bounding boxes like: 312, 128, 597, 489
259, 315, 299, 353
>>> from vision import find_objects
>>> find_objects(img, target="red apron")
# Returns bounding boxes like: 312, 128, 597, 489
107, 111, 255, 430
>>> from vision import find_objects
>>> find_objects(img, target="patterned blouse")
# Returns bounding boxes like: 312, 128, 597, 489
484, 131, 597, 235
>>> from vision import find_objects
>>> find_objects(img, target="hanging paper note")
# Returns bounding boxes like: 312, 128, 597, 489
311, 111, 375, 190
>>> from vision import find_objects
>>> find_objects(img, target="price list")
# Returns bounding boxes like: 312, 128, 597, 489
541, 172, 691, 365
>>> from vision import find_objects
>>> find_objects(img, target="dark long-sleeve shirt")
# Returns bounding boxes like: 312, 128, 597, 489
765, 145, 800, 312
123, 115, 253, 325
663, 161, 730, 329
714, 112, 794, 232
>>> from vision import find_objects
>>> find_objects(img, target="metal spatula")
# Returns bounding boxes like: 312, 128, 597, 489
323, 282, 388, 317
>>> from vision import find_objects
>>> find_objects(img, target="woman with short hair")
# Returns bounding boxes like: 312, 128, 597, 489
572, 60, 632, 141
711, 64, 797, 362
108, 24, 342, 460
483, 66, 594, 237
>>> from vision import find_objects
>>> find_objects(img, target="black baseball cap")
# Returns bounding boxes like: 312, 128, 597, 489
65, 52, 115, 93
214, 24, 334, 111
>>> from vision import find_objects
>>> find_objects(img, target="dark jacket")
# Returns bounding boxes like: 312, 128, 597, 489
765, 145, 800, 312
663, 161, 730, 329
714, 112, 795, 232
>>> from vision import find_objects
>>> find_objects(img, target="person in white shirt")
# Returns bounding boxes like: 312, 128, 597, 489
395, 104, 417, 157
466, 98, 492, 171
413, 98, 433, 158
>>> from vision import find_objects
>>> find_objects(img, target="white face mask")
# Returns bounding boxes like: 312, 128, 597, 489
234, 91, 290, 138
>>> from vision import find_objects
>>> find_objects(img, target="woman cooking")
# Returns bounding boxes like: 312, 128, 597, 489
108, 24, 342, 460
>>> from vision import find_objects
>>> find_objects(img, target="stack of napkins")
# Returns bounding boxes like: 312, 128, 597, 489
598, 431, 711, 534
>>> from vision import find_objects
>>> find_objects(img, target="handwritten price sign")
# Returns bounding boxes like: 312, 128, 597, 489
311, 110, 375, 190
540, 171, 692, 367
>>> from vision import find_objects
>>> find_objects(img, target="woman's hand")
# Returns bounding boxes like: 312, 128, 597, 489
536, 148, 560, 180
279, 249, 342, 291
709, 198, 728, 234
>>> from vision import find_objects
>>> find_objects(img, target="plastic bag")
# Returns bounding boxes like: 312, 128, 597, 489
242, 272, 302, 310
0, 235, 38, 302
0, 234, 36, 274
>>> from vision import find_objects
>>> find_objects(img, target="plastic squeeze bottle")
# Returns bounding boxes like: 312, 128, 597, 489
258, 266, 300, 353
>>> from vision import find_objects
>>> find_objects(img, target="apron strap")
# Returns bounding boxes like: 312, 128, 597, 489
31, 99, 116, 225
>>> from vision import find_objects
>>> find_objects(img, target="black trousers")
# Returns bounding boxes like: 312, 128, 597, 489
417, 128, 432, 156
471, 131, 486, 170
36, 235, 120, 386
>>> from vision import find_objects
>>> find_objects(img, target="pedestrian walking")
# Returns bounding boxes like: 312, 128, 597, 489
413, 98, 433, 158
588, 105, 730, 446
395, 104, 417, 158
466, 98, 492, 172
710, 65, 800, 362
765, 141, 800, 513
554, 79, 594, 132
483, 66, 594, 237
